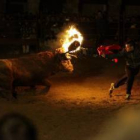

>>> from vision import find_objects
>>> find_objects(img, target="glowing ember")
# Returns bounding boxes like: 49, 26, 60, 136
61, 26, 83, 53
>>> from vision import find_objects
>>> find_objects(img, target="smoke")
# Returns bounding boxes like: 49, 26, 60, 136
92, 105, 140, 140
45, 38, 62, 51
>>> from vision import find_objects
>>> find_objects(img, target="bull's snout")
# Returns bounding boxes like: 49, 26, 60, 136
60, 60, 73, 73
55, 52, 74, 73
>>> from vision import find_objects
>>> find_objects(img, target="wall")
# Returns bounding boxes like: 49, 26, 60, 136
64, 0, 79, 13
0, 0, 6, 13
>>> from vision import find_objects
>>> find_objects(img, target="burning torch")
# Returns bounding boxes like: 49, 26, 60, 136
60, 26, 84, 60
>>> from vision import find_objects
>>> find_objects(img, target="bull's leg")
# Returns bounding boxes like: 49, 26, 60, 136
44, 80, 51, 93
38, 79, 51, 95
0, 82, 14, 100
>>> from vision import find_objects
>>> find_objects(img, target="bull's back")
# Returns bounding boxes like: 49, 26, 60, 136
11, 51, 55, 84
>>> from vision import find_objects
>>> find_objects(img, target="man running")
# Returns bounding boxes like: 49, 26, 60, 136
102, 40, 140, 100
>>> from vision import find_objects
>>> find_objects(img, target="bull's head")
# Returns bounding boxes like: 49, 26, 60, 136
54, 49, 74, 73
53, 40, 81, 73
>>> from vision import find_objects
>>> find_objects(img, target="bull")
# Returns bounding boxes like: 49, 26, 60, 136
0, 50, 73, 100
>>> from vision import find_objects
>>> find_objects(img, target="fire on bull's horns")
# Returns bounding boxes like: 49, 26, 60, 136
61, 25, 83, 53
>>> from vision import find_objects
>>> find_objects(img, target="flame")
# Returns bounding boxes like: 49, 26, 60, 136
61, 26, 83, 53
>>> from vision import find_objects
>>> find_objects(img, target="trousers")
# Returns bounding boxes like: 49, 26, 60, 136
114, 65, 139, 94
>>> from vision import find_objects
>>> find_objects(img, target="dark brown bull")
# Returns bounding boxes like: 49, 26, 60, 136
0, 51, 73, 99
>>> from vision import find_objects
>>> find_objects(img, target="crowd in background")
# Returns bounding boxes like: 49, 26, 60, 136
0, 13, 38, 39
0, 12, 140, 40
0, 13, 95, 40
0, 11, 140, 55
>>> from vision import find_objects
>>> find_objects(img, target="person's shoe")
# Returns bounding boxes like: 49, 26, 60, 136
109, 83, 115, 97
125, 94, 131, 100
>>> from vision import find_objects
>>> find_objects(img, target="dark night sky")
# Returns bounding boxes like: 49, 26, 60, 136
39, 0, 65, 13
6, 0, 65, 13
5, 0, 140, 14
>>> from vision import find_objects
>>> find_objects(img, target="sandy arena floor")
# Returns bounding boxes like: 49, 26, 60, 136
0, 57, 140, 140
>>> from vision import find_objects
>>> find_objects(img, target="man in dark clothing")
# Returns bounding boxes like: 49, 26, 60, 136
102, 40, 140, 100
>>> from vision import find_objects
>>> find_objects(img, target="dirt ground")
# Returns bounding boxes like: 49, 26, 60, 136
0, 57, 140, 140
